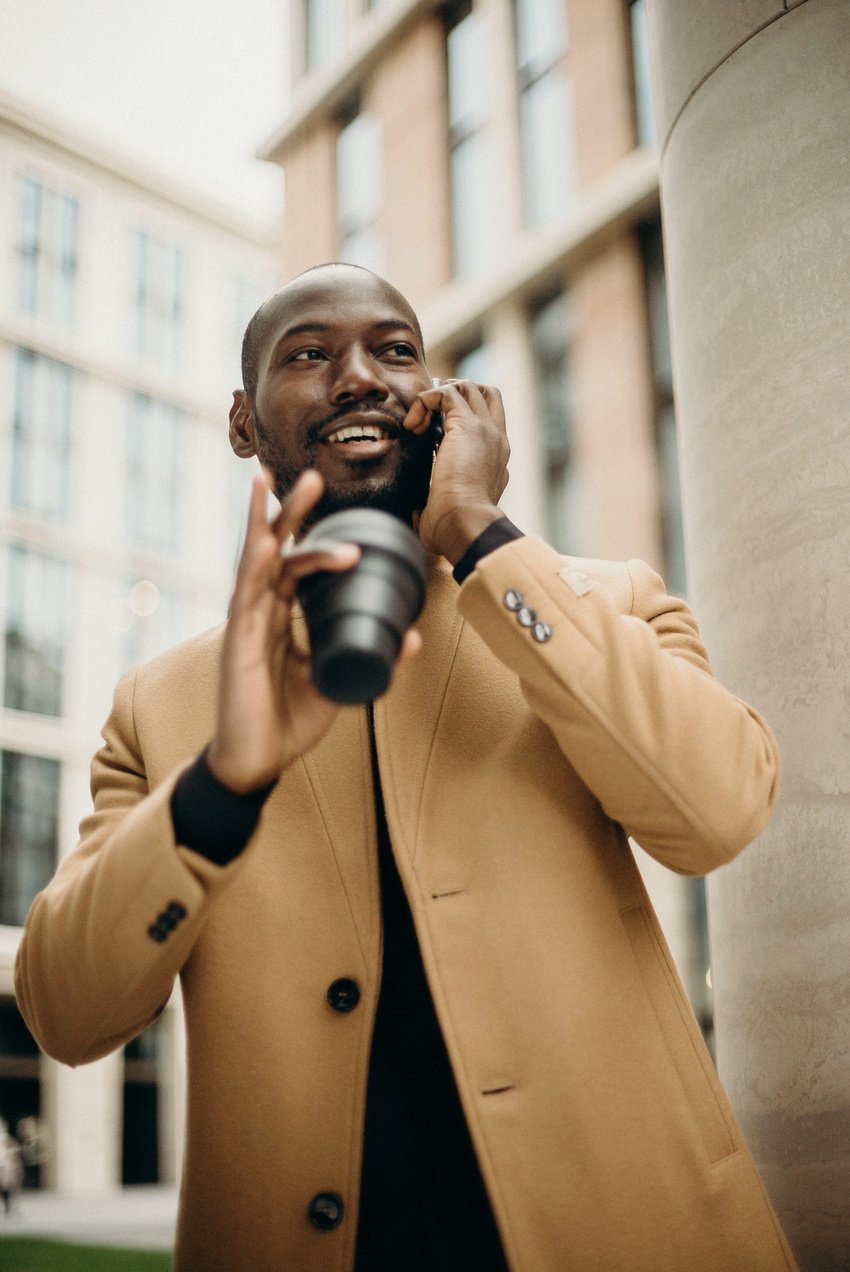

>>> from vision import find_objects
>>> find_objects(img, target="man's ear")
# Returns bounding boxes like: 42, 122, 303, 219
229, 390, 257, 458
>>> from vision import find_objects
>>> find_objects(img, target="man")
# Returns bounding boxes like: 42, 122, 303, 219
16, 264, 797, 1271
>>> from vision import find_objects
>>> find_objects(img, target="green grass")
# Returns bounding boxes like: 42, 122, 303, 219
0, 1238, 171, 1270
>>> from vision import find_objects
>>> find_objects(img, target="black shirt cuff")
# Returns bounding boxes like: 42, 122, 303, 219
452, 517, 525, 585
171, 749, 277, 866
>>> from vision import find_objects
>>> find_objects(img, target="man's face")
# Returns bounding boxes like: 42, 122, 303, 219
243, 267, 435, 529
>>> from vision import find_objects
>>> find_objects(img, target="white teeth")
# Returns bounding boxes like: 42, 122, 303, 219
328, 424, 388, 443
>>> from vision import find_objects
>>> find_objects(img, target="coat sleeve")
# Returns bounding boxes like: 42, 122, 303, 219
455, 535, 780, 875
14, 667, 237, 1067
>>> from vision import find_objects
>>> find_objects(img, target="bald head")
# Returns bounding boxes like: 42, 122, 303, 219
241, 263, 424, 398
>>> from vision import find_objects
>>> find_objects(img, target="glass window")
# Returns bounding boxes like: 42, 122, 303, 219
305, 0, 341, 71
529, 292, 581, 553
446, 4, 492, 279
133, 230, 182, 369
519, 72, 578, 229
122, 576, 192, 669
336, 108, 384, 271
232, 275, 273, 352
0, 1001, 44, 1187
449, 135, 492, 280
4, 546, 67, 717
455, 340, 496, 385
126, 394, 183, 553
630, 0, 658, 146
16, 178, 40, 317
514, 0, 577, 230
14, 176, 79, 327
639, 220, 686, 594
515, 0, 568, 78
11, 348, 73, 521
0, 751, 60, 928
123, 1016, 163, 1185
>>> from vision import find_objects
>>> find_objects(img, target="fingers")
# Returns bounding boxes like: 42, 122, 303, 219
275, 540, 360, 592
268, 469, 324, 545
398, 627, 422, 664
234, 472, 338, 614
403, 380, 506, 435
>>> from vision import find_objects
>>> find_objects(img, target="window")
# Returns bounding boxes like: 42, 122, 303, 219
133, 230, 182, 369
514, 0, 578, 229
639, 220, 686, 594
455, 339, 496, 385
126, 394, 183, 553
14, 175, 79, 327
232, 275, 273, 352
305, 0, 341, 71
336, 101, 384, 271
11, 348, 73, 521
123, 1017, 163, 1185
0, 750, 60, 927
122, 577, 192, 669
630, 0, 658, 146
446, 2, 492, 278
529, 292, 581, 553
4, 546, 67, 717
0, 1000, 43, 1187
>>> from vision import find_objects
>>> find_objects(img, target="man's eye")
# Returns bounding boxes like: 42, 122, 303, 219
383, 343, 416, 358
290, 348, 326, 362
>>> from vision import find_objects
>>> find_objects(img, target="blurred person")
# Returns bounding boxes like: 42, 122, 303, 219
15, 265, 796, 1271
16, 1116, 50, 1188
0, 1120, 23, 1216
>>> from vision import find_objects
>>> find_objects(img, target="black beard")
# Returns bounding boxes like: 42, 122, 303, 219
253, 410, 435, 534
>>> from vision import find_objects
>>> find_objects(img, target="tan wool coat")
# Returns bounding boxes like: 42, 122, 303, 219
16, 536, 797, 1271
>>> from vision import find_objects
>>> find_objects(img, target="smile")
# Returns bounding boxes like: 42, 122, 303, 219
326, 423, 392, 444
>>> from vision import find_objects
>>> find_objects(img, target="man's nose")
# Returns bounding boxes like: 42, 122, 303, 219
330, 349, 389, 403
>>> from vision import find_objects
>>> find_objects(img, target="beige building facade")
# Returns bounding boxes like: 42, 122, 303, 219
0, 91, 279, 1193
265, 0, 672, 564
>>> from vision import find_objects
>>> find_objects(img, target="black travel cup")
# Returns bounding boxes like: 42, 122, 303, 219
296, 509, 428, 704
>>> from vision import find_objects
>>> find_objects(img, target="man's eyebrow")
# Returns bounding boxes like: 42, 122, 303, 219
276, 321, 331, 343
370, 319, 418, 337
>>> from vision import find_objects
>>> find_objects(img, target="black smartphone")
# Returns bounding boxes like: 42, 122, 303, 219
429, 409, 444, 452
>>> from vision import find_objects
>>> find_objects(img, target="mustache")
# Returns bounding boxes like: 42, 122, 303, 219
305, 403, 408, 446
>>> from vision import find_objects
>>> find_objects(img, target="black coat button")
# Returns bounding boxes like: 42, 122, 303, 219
166, 901, 187, 921
327, 978, 360, 1013
308, 1191, 344, 1230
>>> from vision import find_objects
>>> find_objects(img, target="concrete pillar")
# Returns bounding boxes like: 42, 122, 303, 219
43, 1051, 123, 1195
645, 2, 850, 1266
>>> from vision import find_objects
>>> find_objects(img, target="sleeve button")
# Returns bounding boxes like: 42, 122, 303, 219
503, 589, 523, 611
532, 622, 552, 643
517, 606, 537, 627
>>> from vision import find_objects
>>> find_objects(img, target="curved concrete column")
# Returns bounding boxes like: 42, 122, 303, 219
645, 1, 850, 1266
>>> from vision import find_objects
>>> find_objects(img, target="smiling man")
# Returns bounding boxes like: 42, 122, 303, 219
16, 264, 797, 1271
232, 265, 440, 529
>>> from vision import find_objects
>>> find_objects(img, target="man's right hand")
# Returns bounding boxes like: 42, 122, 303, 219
207, 471, 370, 794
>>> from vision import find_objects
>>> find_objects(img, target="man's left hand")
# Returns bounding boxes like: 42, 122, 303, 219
403, 379, 510, 563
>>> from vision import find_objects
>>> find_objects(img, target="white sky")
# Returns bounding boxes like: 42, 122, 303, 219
0, 0, 289, 224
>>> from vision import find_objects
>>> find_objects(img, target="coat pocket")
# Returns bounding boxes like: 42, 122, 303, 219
621, 902, 738, 1165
